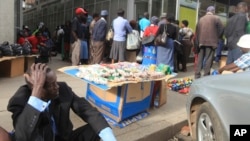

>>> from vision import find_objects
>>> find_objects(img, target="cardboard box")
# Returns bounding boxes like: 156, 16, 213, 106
86, 82, 153, 122
0, 56, 24, 77
58, 66, 176, 122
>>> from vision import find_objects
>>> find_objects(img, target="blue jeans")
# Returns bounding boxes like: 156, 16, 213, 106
215, 39, 224, 62
80, 40, 88, 60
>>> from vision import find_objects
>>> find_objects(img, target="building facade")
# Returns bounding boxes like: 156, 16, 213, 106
23, 0, 247, 34
0, 0, 22, 43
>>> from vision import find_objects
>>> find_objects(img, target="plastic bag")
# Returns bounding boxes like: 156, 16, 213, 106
126, 32, 140, 50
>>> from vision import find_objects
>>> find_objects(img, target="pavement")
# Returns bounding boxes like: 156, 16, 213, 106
0, 55, 197, 141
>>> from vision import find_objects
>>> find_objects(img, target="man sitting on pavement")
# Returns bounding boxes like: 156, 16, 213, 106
0, 63, 116, 141
219, 34, 250, 73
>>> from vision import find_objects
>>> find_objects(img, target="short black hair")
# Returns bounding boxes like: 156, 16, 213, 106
93, 13, 99, 18
117, 8, 125, 16
167, 13, 175, 23
182, 20, 189, 27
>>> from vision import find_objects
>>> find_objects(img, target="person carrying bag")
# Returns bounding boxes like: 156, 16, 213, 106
140, 16, 159, 65
154, 24, 168, 46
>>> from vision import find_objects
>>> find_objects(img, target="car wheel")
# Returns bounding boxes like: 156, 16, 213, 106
196, 102, 228, 141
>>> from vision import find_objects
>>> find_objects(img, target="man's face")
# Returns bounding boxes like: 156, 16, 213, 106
44, 71, 59, 99
240, 47, 250, 54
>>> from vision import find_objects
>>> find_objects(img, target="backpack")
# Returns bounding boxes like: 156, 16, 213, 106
22, 40, 32, 55
0, 42, 13, 56
11, 44, 23, 56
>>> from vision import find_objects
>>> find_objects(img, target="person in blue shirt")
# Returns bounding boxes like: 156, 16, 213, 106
219, 34, 250, 73
110, 8, 132, 63
139, 12, 150, 38
3, 63, 116, 141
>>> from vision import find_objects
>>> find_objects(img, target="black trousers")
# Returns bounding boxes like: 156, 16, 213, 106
179, 40, 192, 70
68, 124, 100, 141
54, 124, 100, 141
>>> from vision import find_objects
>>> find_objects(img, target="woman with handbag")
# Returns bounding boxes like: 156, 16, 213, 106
155, 14, 177, 71
141, 16, 159, 65
126, 20, 141, 62
178, 20, 194, 72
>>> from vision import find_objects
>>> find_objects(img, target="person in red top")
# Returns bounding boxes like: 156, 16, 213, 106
27, 32, 47, 54
142, 16, 159, 66
17, 29, 30, 45
143, 16, 159, 37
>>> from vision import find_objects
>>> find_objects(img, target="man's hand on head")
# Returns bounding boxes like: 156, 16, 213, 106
24, 63, 48, 100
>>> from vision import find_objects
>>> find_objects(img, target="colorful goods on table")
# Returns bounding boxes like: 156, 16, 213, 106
167, 78, 193, 94
75, 62, 172, 85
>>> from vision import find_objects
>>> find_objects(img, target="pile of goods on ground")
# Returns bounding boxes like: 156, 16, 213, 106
167, 78, 193, 94
76, 62, 172, 85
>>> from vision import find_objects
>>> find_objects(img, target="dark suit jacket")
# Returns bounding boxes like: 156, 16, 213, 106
224, 12, 247, 50
7, 82, 110, 141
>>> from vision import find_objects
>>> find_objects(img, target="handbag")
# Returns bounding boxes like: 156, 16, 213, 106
141, 26, 155, 45
126, 31, 140, 50
141, 35, 155, 45
154, 24, 167, 46
106, 27, 114, 41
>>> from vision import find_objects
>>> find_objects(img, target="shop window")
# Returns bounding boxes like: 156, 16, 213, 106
151, 0, 161, 17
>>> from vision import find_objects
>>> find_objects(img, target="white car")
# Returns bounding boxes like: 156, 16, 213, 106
186, 71, 250, 140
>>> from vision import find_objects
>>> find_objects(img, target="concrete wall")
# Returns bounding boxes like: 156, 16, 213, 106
0, 0, 15, 43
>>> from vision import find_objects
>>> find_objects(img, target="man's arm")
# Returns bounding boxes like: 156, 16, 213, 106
7, 86, 47, 141
7, 63, 50, 141
125, 20, 133, 34
219, 63, 240, 74
216, 17, 224, 38
71, 19, 79, 41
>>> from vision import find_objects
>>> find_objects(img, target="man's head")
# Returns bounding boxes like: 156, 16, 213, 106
100, 10, 108, 19
167, 13, 175, 23
160, 13, 167, 19
237, 34, 250, 53
117, 8, 125, 17
150, 16, 159, 25
75, 7, 87, 20
181, 20, 189, 28
25, 64, 59, 100
207, 6, 215, 14
237, 2, 248, 13
92, 13, 100, 21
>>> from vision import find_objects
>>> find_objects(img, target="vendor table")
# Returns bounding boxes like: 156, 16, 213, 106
58, 65, 174, 123
0, 56, 25, 77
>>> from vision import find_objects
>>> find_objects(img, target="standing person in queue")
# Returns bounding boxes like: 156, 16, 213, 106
178, 20, 193, 72
109, 8, 132, 64
89, 13, 100, 64
91, 10, 109, 64
224, 2, 248, 64
194, 6, 224, 79
139, 12, 150, 38
71, 7, 87, 65
155, 13, 177, 71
